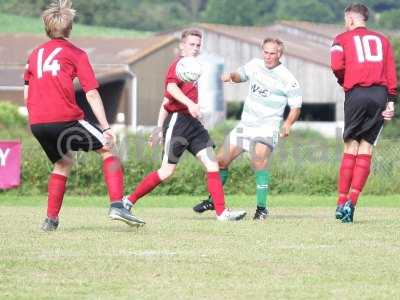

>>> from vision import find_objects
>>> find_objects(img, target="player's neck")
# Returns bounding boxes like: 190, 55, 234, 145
350, 22, 366, 30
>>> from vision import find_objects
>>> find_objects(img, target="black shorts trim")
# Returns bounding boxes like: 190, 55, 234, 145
31, 120, 105, 163
162, 112, 214, 164
343, 85, 387, 145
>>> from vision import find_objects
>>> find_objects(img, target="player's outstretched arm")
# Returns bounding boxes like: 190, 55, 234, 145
221, 72, 242, 83
166, 83, 201, 118
280, 108, 301, 138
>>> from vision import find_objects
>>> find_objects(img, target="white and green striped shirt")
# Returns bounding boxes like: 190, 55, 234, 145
237, 58, 302, 129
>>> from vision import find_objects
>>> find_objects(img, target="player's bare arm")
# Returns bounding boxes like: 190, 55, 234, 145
166, 82, 201, 118
86, 89, 115, 146
221, 72, 242, 83
23, 84, 29, 103
382, 101, 395, 121
149, 97, 169, 147
280, 107, 301, 138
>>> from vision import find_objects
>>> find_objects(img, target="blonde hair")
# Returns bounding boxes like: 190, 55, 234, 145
181, 29, 202, 42
42, 0, 76, 39
262, 38, 284, 54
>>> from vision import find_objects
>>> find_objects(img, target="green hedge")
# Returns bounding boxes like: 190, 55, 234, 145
0, 101, 27, 129
0, 100, 398, 196
2, 122, 400, 196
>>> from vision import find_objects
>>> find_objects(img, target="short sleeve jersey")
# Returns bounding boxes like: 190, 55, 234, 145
24, 38, 99, 124
237, 58, 302, 128
163, 56, 198, 114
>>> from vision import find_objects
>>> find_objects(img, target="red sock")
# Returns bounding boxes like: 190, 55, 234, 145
207, 172, 226, 216
128, 171, 161, 203
47, 173, 67, 219
348, 154, 372, 206
337, 153, 356, 205
103, 156, 124, 203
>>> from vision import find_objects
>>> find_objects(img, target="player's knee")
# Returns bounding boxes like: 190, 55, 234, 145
251, 159, 268, 170
54, 158, 73, 175
96, 148, 113, 160
218, 159, 228, 169
217, 153, 231, 169
205, 161, 219, 173
157, 166, 175, 180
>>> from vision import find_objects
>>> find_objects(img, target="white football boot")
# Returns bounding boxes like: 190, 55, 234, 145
217, 209, 246, 221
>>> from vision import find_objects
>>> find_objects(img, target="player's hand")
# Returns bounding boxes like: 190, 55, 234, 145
148, 127, 163, 148
279, 124, 291, 138
103, 128, 116, 150
188, 102, 202, 119
382, 101, 395, 121
221, 73, 232, 82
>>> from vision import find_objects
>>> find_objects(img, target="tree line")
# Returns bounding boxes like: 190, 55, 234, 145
1, 0, 399, 31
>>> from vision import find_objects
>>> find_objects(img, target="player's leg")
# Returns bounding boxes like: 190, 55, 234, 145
196, 147, 246, 221
336, 139, 359, 219
250, 142, 272, 220
348, 140, 373, 205
341, 86, 386, 223
61, 120, 142, 226
193, 141, 243, 213
336, 87, 366, 220
95, 147, 144, 226
124, 112, 183, 211
340, 140, 372, 223
30, 122, 75, 231
42, 154, 74, 231
125, 161, 177, 206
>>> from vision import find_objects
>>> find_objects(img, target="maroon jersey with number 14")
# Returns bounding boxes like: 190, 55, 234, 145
24, 38, 99, 125
330, 26, 397, 101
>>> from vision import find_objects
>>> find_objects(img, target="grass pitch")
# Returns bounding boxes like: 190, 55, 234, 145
1, 195, 400, 299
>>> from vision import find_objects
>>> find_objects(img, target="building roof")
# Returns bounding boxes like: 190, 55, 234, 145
167, 21, 398, 67
0, 33, 178, 87
194, 22, 335, 66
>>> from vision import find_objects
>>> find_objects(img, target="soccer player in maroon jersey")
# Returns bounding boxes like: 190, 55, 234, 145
24, 0, 144, 231
122, 29, 246, 221
330, 3, 397, 223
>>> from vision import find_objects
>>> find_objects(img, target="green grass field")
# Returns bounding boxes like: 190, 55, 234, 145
0, 13, 150, 38
1, 119, 400, 298
1, 195, 400, 299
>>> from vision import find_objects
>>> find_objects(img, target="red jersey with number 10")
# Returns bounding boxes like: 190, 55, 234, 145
330, 27, 397, 99
24, 38, 99, 125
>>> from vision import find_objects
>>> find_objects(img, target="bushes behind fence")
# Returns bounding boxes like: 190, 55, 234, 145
5, 123, 400, 196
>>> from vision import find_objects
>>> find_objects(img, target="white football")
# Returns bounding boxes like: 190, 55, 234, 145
176, 56, 202, 82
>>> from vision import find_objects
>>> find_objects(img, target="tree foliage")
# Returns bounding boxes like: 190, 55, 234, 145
0, 0, 399, 31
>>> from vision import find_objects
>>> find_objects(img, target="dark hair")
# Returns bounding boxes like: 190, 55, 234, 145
345, 3, 369, 21
181, 29, 202, 41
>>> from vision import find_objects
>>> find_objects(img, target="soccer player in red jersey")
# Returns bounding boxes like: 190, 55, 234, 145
123, 29, 246, 221
330, 3, 397, 223
24, 0, 144, 231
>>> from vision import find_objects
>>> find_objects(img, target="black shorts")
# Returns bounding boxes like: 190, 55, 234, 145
31, 120, 105, 163
344, 85, 387, 145
162, 112, 214, 164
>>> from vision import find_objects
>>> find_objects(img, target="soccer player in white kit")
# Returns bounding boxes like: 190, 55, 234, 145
193, 38, 302, 219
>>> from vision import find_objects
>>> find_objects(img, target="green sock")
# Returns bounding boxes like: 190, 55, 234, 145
256, 170, 270, 209
220, 169, 229, 185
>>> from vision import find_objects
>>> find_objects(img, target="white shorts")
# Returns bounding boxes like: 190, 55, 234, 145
228, 123, 279, 152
